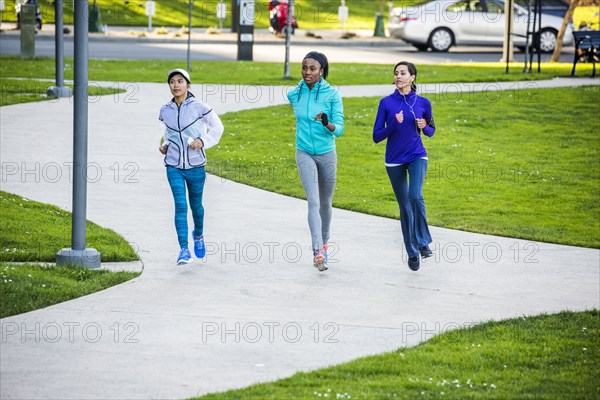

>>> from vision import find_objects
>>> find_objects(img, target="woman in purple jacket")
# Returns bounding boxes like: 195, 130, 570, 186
373, 61, 435, 272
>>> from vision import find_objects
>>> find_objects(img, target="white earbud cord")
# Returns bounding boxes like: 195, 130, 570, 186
401, 92, 421, 135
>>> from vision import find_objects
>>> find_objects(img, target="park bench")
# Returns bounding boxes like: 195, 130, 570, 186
571, 30, 600, 77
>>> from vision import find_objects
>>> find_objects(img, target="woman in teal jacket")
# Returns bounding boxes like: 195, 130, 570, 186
287, 52, 344, 272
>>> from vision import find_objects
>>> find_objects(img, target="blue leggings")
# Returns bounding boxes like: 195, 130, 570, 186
386, 159, 432, 258
166, 166, 206, 249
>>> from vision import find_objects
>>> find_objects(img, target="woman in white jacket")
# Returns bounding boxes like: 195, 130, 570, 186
159, 69, 224, 265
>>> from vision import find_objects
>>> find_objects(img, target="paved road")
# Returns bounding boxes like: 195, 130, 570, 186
1, 78, 598, 399
0, 31, 575, 64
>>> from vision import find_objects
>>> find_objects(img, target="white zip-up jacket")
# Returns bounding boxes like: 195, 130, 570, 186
159, 93, 224, 169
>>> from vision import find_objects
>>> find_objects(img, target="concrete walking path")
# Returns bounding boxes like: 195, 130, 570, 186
1, 78, 599, 399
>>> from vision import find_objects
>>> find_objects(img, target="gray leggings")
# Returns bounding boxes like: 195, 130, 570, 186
296, 149, 337, 252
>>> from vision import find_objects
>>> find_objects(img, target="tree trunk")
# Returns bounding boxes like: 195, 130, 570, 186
551, 0, 580, 62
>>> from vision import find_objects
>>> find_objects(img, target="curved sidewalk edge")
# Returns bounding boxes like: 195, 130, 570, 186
0, 261, 143, 274
100, 261, 144, 273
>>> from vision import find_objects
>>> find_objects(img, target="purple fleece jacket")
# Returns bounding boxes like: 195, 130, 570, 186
372, 90, 435, 165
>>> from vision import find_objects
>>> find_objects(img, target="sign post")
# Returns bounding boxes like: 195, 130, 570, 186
338, 0, 348, 35
146, 1, 156, 32
217, 0, 226, 30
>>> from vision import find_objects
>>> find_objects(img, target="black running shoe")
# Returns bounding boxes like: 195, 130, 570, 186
419, 245, 433, 258
408, 256, 420, 271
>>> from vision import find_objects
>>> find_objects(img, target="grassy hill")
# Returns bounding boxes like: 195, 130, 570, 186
3, 0, 413, 30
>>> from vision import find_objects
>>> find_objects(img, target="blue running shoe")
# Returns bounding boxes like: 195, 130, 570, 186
177, 248, 192, 265
193, 234, 206, 258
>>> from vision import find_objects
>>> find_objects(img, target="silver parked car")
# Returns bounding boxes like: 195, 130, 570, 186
388, 0, 573, 52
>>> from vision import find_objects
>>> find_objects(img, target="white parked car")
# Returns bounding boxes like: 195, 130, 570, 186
388, 0, 573, 52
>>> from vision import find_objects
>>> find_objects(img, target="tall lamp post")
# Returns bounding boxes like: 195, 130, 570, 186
283, 0, 294, 78
47, 0, 71, 98
187, 0, 193, 71
56, 0, 100, 268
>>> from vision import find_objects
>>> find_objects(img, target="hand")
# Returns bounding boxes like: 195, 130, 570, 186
395, 110, 404, 124
189, 138, 204, 150
316, 112, 328, 126
416, 118, 426, 130
159, 145, 168, 155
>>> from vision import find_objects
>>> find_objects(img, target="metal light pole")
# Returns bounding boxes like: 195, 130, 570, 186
56, 0, 100, 268
187, 0, 193, 71
231, 0, 239, 33
283, 0, 294, 78
48, 0, 72, 98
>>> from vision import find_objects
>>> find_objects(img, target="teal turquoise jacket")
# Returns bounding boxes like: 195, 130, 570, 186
287, 78, 344, 155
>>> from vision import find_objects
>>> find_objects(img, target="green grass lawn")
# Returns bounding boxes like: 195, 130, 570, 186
0, 191, 140, 318
2, 58, 597, 247
1, 56, 596, 86
0, 262, 138, 318
209, 86, 600, 248
0, 77, 126, 106
195, 310, 600, 399
0, 191, 139, 262
2, 51, 597, 399
1, 0, 404, 30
